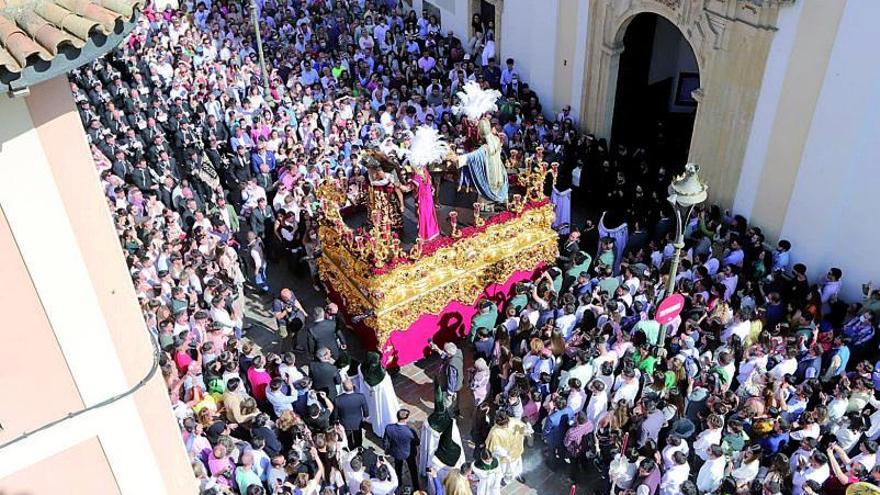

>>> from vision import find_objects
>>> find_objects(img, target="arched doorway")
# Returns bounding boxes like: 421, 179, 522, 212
609, 13, 699, 166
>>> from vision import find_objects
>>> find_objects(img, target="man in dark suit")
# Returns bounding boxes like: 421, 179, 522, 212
333, 379, 369, 448
309, 347, 341, 401
307, 307, 346, 359
110, 149, 130, 180
383, 408, 420, 490
129, 159, 155, 192
249, 197, 274, 239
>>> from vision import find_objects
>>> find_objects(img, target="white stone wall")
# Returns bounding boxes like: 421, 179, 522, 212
779, 0, 880, 301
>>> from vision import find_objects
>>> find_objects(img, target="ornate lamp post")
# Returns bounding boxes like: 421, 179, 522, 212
657, 163, 707, 346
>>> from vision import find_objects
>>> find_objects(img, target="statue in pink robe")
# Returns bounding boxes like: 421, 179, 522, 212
412, 167, 440, 241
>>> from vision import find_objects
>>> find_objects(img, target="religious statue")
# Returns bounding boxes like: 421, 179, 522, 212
403, 126, 450, 241
363, 150, 405, 232
451, 82, 508, 207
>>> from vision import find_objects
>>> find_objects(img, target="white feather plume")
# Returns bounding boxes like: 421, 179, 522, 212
453, 81, 502, 120
406, 126, 450, 168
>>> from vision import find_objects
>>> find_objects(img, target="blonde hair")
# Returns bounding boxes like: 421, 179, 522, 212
276, 410, 300, 431
529, 338, 545, 354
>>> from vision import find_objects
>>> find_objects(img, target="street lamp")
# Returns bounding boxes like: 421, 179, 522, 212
656, 163, 707, 349
664, 163, 708, 298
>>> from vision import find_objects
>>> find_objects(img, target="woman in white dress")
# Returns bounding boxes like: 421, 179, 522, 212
357, 352, 400, 437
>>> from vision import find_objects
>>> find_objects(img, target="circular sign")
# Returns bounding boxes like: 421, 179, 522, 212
656, 294, 685, 325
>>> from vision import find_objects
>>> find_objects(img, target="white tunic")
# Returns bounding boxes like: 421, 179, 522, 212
418, 421, 465, 475
473, 463, 503, 495
356, 371, 400, 438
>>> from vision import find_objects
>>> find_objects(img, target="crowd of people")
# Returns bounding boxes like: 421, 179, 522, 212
71, 0, 880, 495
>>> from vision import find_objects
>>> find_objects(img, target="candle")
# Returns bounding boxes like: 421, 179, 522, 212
448, 211, 459, 237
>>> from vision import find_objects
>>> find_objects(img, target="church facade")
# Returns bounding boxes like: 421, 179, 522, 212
416, 0, 880, 299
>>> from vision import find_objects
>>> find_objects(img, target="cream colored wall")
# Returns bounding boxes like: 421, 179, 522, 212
746, 0, 846, 240
778, 0, 880, 301
499, 0, 560, 114
0, 78, 195, 494
552, 0, 579, 116
569, 0, 590, 123
422, 0, 472, 45
734, 0, 805, 219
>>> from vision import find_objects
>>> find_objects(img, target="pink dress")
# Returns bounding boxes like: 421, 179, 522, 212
412, 171, 440, 241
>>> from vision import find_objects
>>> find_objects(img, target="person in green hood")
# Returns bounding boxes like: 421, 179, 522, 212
420, 380, 464, 476
357, 351, 400, 437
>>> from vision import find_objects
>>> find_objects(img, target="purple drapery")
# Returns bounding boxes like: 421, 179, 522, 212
551, 187, 572, 235
599, 212, 629, 274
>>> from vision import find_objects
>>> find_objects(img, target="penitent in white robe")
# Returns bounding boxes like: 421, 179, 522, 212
418, 421, 465, 475
356, 371, 400, 438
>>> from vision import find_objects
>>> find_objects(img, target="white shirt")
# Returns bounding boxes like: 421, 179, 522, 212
612, 379, 639, 408
696, 456, 726, 493
556, 313, 577, 340
792, 464, 829, 495
566, 363, 594, 391
730, 458, 760, 485
722, 320, 751, 343
342, 450, 368, 495
768, 357, 798, 381
854, 452, 876, 471
693, 428, 722, 461
567, 388, 587, 413
737, 355, 767, 384
659, 462, 689, 495
836, 427, 862, 452
266, 388, 298, 416
585, 390, 608, 426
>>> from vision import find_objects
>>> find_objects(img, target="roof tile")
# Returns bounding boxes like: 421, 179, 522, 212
36, 3, 103, 39
0, 0, 142, 76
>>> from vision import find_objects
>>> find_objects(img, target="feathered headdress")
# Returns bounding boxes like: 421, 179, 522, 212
406, 126, 450, 168
453, 81, 501, 120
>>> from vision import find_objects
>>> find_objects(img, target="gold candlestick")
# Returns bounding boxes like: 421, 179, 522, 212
551, 161, 559, 187
448, 211, 460, 238
511, 194, 524, 213
473, 202, 485, 227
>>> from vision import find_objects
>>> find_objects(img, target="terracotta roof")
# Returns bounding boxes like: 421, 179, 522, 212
0, 0, 141, 90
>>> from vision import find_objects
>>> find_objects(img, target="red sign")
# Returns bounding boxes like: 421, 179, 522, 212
656, 294, 685, 325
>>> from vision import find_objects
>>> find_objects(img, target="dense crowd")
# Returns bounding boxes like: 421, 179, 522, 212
71, 1, 880, 495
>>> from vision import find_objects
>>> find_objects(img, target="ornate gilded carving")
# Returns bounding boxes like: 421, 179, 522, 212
317, 202, 559, 348
315, 155, 559, 350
